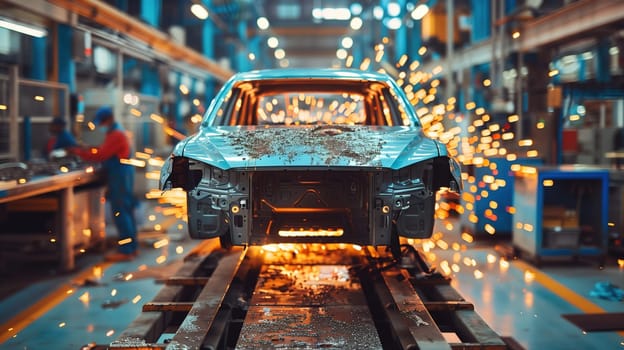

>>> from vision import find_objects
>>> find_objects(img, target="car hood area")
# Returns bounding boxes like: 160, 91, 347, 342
175, 125, 446, 170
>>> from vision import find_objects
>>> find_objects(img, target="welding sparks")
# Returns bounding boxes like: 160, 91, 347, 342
118, 238, 133, 246
486, 254, 497, 264
153, 238, 169, 249
524, 270, 536, 283
79, 292, 90, 307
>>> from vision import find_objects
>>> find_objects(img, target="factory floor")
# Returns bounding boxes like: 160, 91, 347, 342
0, 214, 623, 349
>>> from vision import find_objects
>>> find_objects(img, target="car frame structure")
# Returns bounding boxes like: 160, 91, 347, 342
161, 68, 462, 249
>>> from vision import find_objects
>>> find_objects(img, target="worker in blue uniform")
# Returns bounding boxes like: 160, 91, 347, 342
69, 106, 138, 261
46, 117, 77, 156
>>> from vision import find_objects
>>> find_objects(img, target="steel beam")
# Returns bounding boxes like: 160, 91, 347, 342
47, 0, 234, 82
520, 0, 624, 51
421, 0, 624, 74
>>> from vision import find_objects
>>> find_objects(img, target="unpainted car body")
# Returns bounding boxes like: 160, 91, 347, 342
161, 69, 461, 246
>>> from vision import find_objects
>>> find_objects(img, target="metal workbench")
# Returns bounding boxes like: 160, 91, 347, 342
0, 168, 105, 271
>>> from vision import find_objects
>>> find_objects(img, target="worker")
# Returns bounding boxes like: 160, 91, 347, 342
69, 106, 138, 261
45, 117, 77, 156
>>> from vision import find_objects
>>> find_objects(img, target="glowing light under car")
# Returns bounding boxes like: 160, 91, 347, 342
278, 228, 344, 238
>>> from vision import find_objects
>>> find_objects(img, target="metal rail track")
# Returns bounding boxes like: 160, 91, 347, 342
85, 243, 514, 350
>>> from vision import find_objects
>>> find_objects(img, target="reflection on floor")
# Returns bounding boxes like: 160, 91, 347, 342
0, 216, 623, 349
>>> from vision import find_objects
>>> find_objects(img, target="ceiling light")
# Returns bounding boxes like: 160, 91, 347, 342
267, 36, 279, 48
257, 16, 270, 30
387, 2, 401, 17
350, 17, 363, 30
190, 4, 209, 20
341, 37, 353, 49
373, 6, 384, 20
336, 48, 348, 59
350, 3, 363, 16
411, 4, 429, 20
313, 7, 351, 21
385, 17, 402, 30
274, 48, 285, 60
0, 17, 47, 38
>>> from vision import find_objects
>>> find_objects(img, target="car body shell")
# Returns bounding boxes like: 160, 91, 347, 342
161, 68, 462, 246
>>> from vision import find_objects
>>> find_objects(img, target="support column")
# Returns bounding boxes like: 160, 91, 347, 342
407, 14, 422, 65
202, 0, 216, 101
445, 0, 455, 100
31, 37, 47, 80
139, 0, 161, 148
175, 72, 183, 128
595, 39, 611, 83
394, 0, 407, 63
23, 37, 47, 161
236, 20, 249, 72
57, 24, 75, 93
470, 0, 490, 43
59, 187, 75, 272
140, 0, 161, 27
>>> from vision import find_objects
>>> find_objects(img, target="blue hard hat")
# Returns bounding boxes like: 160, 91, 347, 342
94, 106, 113, 125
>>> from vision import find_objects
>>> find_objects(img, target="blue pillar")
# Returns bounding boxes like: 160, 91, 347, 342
352, 34, 363, 68
57, 24, 76, 93
202, 0, 216, 101
394, 0, 407, 62
249, 36, 261, 70
470, 0, 491, 43
115, 0, 128, 12
140, 0, 161, 27
408, 15, 422, 64
505, 0, 517, 15
380, 0, 390, 50
237, 20, 249, 72
31, 37, 46, 80
25, 37, 47, 160
595, 39, 611, 83
175, 72, 183, 128
139, 0, 163, 148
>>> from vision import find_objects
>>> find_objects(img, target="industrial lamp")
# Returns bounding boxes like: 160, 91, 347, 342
0, 16, 47, 38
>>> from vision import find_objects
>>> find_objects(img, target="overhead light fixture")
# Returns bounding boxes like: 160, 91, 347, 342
336, 48, 348, 60
257, 17, 270, 30
0, 17, 47, 38
387, 2, 401, 17
341, 37, 353, 49
312, 7, 351, 21
190, 3, 209, 20
267, 36, 279, 48
274, 48, 286, 60
384, 17, 402, 30
350, 17, 363, 30
411, 4, 429, 20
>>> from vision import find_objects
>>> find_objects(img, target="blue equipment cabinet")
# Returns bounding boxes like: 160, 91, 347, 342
512, 165, 609, 264
461, 157, 542, 238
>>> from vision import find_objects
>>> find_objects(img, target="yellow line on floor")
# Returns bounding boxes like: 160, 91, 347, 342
0, 261, 112, 344
513, 259, 624, 337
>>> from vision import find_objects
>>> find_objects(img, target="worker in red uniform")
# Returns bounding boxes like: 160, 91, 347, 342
69, 106, 138, 261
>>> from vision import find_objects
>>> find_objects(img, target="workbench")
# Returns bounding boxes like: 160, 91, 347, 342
512, 165, 609, 265
0, 168, 105, 272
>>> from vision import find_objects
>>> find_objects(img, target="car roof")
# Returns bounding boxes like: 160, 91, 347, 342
230, 68, 394, 83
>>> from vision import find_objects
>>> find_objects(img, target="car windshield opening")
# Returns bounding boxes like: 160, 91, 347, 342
256, 92, 366, 126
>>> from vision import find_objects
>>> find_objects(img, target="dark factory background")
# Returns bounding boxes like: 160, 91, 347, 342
0, 1, 623, 349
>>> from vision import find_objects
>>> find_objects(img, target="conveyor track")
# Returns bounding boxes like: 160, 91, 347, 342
88, 244, 511, 350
